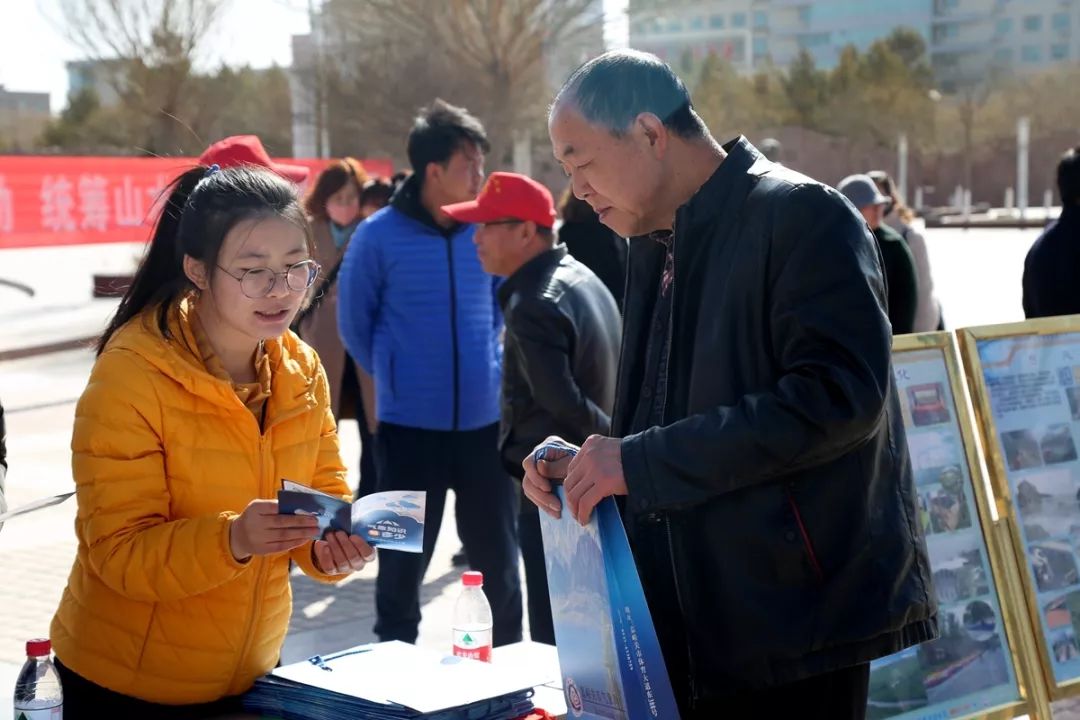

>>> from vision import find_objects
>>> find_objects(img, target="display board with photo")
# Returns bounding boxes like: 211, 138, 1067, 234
867, 339, 1025, 720
961, 321, 1080, 695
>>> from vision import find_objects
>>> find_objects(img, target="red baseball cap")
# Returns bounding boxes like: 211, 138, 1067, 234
442, 172, 556, 229
198, 135, 309, 184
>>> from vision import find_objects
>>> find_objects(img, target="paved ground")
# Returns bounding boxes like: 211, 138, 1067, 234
6, 227, 1080, 718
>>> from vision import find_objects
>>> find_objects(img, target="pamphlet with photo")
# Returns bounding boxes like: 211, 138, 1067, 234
277, 480, 425, 554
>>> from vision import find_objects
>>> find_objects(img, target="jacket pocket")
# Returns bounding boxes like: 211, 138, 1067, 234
786, 485, 825, 584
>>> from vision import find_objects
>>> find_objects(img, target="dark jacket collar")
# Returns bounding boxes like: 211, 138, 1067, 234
390, 174, 464, 236
626, 137, 763, 277
674, 136, 762, 240
497, 245, 568, 309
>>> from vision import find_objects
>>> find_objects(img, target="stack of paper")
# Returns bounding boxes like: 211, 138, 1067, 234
242, 642, 539, 720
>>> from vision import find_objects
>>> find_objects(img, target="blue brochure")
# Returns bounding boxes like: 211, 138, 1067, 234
535, 444, 681, 720
277, 480, 425, 554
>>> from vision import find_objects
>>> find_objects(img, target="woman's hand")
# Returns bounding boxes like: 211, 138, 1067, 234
313, 530, 376, 575
230, 499, 320, 561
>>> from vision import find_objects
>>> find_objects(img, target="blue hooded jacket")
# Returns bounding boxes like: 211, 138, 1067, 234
337, 176, 502, 431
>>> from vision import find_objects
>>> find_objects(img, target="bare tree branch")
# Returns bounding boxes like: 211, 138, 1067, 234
315, 0, 602, 165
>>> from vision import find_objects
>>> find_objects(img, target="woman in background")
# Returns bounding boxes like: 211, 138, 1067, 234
870, 170, 944, 332
299, 161, 391, 497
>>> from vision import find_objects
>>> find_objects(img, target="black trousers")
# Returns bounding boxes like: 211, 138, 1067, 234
373, 422, 522, 646
342, 358, 378, 499
54, 657, 241, 719
518, 502, 555, 645
355, 403, 377, 500
689, 663, 871, 720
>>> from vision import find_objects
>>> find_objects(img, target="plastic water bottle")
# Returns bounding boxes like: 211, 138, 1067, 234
452, 571, 493, 662
13, 639, 62, 719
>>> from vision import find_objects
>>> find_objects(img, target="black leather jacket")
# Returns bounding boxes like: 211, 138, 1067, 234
498, 246, 621, 478
618, 138, 937, 698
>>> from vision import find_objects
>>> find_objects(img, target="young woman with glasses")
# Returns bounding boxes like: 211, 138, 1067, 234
49, 165, 375, 717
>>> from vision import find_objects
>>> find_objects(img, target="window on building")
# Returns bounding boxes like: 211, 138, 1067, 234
933, 23, 959, 42
732, 12, 747, 28
731, 37, 747, 62
994, 47, 1013, 63
1051, 43, 1069, 60
934, 0, 959, 13
1023, 15, 1043, 32
753, 36, 769, 57
753, 11, 768, 29
710, 14, 725, 29
798, 6, 812, 24
1021, 44, 1042, 62
996, 18, 1013, 35
667, 18, 683, 33
1053, 13, 1071, 31
798, 32, 831, 49
936, 52, 960, 68
690, 16, 705, 31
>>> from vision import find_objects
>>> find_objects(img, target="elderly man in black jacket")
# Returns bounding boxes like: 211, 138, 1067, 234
524, 50, 937, 718
442, 171, 621, 646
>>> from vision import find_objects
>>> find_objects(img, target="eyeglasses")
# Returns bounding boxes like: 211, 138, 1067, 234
216, 259, 321, 299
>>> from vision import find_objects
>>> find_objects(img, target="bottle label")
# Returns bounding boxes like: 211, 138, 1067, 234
452, 627, 492, 663
14, 706, 62, 720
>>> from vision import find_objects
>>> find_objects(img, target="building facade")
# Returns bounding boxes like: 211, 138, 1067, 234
629, 0, 1079, 89
0, 86, 51, 151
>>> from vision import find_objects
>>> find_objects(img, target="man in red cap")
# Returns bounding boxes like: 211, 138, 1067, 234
198, 135, 310, 184
443, 172, 621, 645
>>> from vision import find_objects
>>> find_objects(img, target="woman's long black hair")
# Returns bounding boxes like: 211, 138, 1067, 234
97, 165, 311, 356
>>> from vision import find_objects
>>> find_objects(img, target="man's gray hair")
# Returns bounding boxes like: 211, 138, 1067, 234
553, 49, 706, 139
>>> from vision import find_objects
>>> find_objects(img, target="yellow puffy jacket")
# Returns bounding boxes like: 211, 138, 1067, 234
51, 300, 351, 704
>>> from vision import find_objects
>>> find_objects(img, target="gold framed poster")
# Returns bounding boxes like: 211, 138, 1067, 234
959, 315, 1080, 702
865, 332, 1048, 719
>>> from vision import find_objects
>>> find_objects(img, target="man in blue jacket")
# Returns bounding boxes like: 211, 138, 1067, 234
338, 99, 522, 646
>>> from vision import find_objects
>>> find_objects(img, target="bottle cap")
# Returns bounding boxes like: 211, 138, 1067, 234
462, 571, 484, 587
26, 639, 51, 656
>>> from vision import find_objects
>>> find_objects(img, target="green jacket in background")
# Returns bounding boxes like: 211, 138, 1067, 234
874, 224, 919, 335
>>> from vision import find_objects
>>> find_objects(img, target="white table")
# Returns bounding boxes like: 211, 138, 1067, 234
216, 640, 567, 719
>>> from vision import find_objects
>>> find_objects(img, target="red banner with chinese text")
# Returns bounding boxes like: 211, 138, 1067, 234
0, 156, 394, 249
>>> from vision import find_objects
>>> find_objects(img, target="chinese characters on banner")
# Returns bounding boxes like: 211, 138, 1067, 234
0, 156, 393, 249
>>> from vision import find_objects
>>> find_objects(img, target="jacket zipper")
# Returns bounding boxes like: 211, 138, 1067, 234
785, 485, 825, 582
229, 430, 271, 694
655, 238, 698, 710
445, 235, 461, 431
